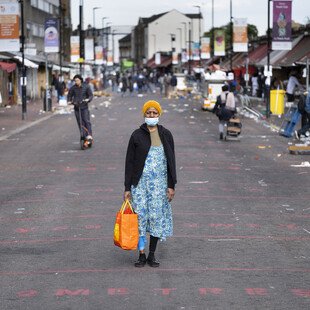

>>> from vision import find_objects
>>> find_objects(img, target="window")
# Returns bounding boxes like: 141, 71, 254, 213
31, 0, 38, 7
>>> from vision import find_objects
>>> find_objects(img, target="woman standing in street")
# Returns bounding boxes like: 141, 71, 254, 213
124, 100, 177, 267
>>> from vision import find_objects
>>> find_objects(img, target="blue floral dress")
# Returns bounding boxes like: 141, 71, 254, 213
131, 145, 173, 241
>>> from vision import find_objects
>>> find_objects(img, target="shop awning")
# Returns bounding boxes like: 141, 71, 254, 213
274, 35, 310, 67
146, 56, 156, 69
157, 56, 172, 68
0, 61, 16, 73
248, 44, 268, 65
13, 56, 39, 69
52, 64, 71, 72
257, 35, 303, 67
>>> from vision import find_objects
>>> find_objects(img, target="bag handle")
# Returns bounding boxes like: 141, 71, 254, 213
120, 199, 134, 214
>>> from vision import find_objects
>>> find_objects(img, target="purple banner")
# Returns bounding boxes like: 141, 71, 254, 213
44, 18, 59, 53
272, 0, 292, 50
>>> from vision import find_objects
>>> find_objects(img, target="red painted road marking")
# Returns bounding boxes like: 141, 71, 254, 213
2, 267, 310, 277
17, 290, 38, 298
55, 289, 90, 296
84, 224, 102, 230
199, 288, 223, 295
245, 288, 268, 296
278, 224, 297, 230
108, 288, 129, 295
209, 224, 234, 228
154, 288, 176, 296
291, 289, 310, 297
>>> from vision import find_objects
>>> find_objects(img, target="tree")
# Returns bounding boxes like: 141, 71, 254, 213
203, 23, 258, 51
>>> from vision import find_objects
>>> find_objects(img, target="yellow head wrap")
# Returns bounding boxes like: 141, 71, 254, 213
142, 100, 162, 115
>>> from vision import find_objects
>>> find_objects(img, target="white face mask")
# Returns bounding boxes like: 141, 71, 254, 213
145, 117, 159, 127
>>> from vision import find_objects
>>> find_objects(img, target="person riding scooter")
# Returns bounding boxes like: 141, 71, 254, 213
67, 74, 94, 148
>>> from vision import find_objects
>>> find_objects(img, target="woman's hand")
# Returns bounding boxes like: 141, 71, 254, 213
167, 188, 175, 202
124, 191, 131, 201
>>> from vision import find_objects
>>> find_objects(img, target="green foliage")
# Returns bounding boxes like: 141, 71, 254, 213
203, 23, 258, 50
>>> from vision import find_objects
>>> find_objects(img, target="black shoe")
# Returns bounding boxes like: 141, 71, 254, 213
146, 255, 160, 268
220, 133, 223, 140
134, 253, 146, 268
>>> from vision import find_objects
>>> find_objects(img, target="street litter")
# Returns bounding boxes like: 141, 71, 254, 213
290, 161, 310, 167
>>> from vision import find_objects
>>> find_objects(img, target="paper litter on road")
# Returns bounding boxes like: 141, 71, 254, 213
291, 161, 310, 167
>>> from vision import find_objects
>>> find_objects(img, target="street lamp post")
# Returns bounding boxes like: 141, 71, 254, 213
151, 34, 156, 54
177, 28, 182, 51
93, 7, 101, 62
194, 5, 201, 67
102, 17, 108, 47
230, 0, 233, 72
266, 0, 272, 118
19, 0, 27, 120
79, 0, 84, 75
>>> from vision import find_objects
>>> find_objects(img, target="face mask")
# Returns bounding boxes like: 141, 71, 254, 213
145, 117, 159, 127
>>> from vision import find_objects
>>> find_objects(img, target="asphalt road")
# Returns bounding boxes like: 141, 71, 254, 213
0, 92, 309, 310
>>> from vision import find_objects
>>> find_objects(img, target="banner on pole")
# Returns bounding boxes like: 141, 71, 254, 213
272, 0, 292, 50
181, 49, 188, 63
44, 18, 59, 53
172, 51, 178, 65
85, 38, 94, 61
95, 45, 103, 65
233, 18, 248, 52
214, 29, 225, 56
201, 37, 210, 59
70, 36, 80, 62
155, 52, 161, 65
192, 42, 200, 60
0, 1, 19, 52
107, 51, 113, 66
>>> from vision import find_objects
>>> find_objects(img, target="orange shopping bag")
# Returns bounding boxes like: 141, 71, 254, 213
113, 199, 138, 250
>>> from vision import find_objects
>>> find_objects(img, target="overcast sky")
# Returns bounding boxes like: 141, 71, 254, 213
71, 0, 310, 35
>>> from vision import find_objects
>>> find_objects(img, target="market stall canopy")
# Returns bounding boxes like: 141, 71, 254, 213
13, 56, 39, 69
248, 44, 268, 65
274, 35, 310, 67
0, 61, 16, 73
257, 35, 303, 67
52, 64, 71, 72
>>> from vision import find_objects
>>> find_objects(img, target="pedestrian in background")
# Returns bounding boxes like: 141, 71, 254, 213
286, 71, 301, 102
67, 74, 94, 148
124, 100, 177, 268
213, 84, 236, 140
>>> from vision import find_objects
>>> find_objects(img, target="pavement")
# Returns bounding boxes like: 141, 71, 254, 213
0, 98, 56, 141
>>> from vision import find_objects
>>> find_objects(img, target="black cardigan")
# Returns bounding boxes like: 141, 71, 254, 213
124, 123, 177, 191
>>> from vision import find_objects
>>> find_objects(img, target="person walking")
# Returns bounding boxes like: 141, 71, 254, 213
67, 74, 94, 148
213, 84, 236, 140
295, 90, 310, 140
286, 71, 301, 103
124, 100, 177, 268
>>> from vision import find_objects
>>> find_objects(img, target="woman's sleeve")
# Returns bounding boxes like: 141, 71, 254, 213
124, 134, 135, 191
167, 130, 177, 188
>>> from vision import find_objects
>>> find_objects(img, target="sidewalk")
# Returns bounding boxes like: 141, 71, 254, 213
0, 98, 56, 141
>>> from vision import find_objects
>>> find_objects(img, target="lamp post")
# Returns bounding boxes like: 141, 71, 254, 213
79, 0, 84, 75
230, 0, 233, 72
151, 34, 156, 54
194, 5, 201, 67
93, 7, 101, 62
181, 22, 187, 49
211, 0, 214, 57
177, 27, 183, 51
102, 17, 107, 45
19, 0, 26, 120
266, 0, 272, 118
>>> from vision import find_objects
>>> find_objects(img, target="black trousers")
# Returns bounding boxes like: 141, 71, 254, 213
74, 107, 92, 139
